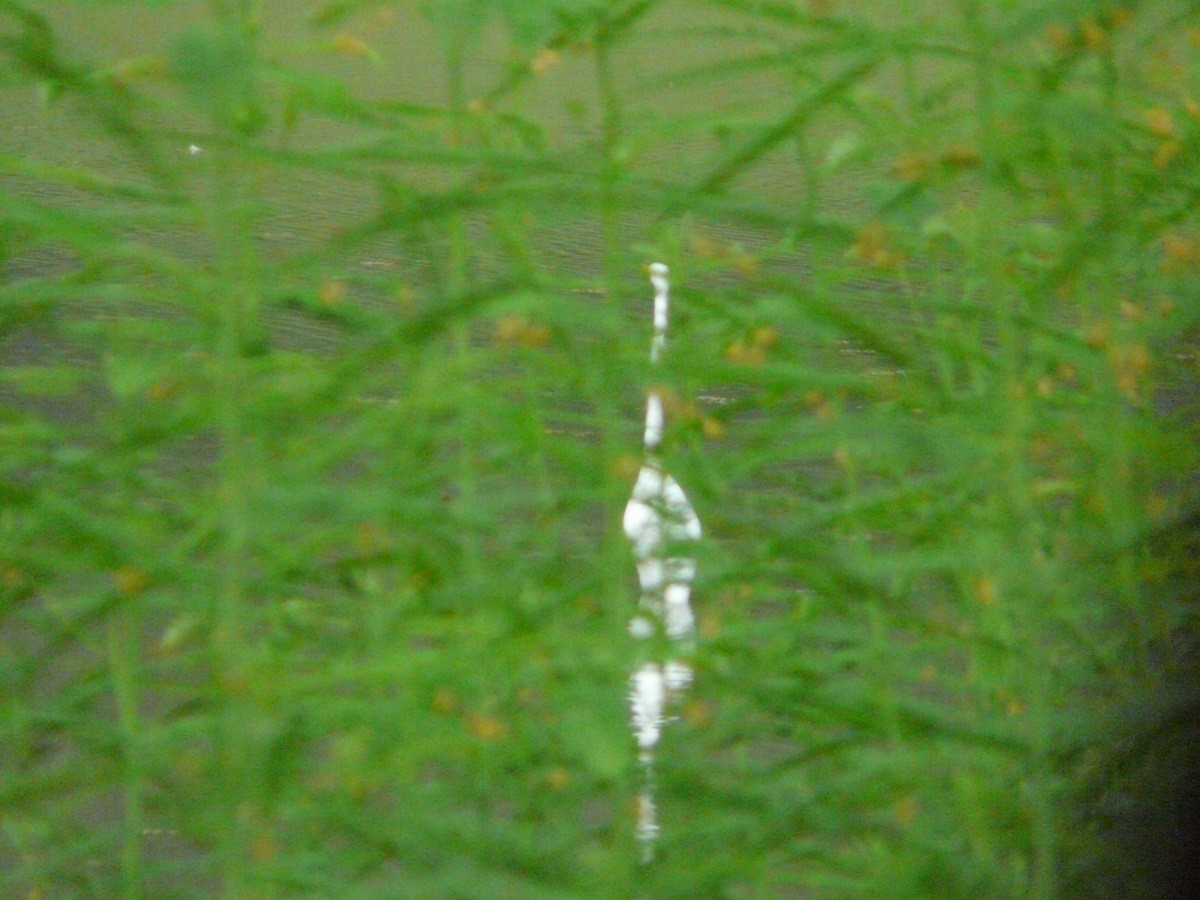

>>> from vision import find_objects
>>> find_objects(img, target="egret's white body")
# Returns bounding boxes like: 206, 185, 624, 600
625, 263, 701, 863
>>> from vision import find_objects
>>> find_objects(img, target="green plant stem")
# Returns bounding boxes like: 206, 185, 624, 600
596, 36, 622, 285
445, 38, 485, 589
963, 2, 1056, 894
1094, 27, 1148, 668
106, 602, 143, 900
594, 32, 638, 886
201, 141, 260, 899
594, 32, 632, 570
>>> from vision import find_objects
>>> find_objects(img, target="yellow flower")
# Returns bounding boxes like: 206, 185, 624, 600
1080, 17, 1108, 51
493, 314, 551, 348
330, 33, 374, 60
893, 794, 919, 827
725, 324, 779, 366
891, 152, 931, 183
1154, 139, 1181, 170
531, 47, 562, 76
683, 698, 711, 725
846, 221, 903, 268
1109, 342, 1151, 401
941, 144, 980, 168
804, 388, 836, 420
725, 339, 763, 367
319, 278, 347, 306
1145, 106, 1176, 139
971, 576, 998, 606
1084, 320, 1110, 350
113, 566, 148, 595
1161, 232, 1200, 273
1119, 299, 1143, 321
1045, 22, 1076, 54
701, 416, 725, 439
465, 711, 508, 741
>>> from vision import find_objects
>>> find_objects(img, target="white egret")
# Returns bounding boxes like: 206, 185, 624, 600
624, 263, 701, 862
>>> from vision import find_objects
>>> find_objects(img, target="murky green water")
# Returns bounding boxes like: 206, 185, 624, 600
4, 0, 874, 273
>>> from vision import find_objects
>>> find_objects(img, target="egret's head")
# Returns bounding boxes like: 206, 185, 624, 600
648, 262, 669, 294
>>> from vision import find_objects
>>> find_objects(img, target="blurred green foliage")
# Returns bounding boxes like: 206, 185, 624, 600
2, 0, 1199, 896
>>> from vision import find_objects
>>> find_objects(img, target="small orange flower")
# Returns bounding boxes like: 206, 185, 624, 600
1119, 299, 1143, 321
1108, 6, 1133, 30
330, 33, 373, 59
1045, 22, 1076, 54
804, 388, 836, 420
611, 454, 642, 482
1084, 320, 1110, 350
690, 232, 759, 276
690, 232, 721, 259
941, 143, 980, 168
394, 283, 417, 310
1029, 432, 1054, 460
972, 576, 999, 606
464, 711, 508, 741
683, 699, 711, 725
251, 831, 279, 862
752, 325, 779, 349
531, 47, 562, 76
891, 152, 931, 183
147, 380, 177, 402
725, 324, 780, 365
725, 339, 764, 367
218, 668, 250, 694
732, 249, 759, 278
1154, 140, 1181, 170
1109, 342, 1151, 400
355, 522, 388, 553
1080, 17, 1108, 51
1161, 232, 1200, 272
701, 416, 725, 439
654, 385, 692, 421
319, 279, 347, 306
113, 566, 148, 595
893, 794, 919, 827
846, 221, 903, 268
1145, 106, 1176, 138
493, 314, 550, 348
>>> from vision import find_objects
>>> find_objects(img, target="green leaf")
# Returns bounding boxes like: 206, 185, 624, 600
419, 0, 495, 50
103, 353, 165, 402
0, 365, 85, 399
169, 25, 264, 133
560, 707, 628, 781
